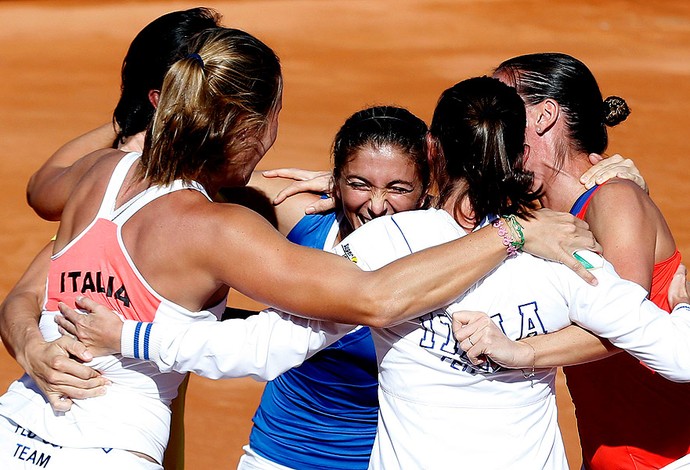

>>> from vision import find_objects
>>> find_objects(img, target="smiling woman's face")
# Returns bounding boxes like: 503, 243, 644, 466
335, 143, 425, 233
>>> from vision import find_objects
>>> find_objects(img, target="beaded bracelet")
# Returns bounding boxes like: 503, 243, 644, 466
492, 218, 519, 258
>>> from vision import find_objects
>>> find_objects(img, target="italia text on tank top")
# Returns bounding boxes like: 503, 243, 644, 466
0, 152, 224, 464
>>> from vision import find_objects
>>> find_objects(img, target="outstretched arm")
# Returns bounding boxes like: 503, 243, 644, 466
212, 207, 599, 326
55, 206, 599, 378
57, 299, 353, 380
0, 243, 108, 411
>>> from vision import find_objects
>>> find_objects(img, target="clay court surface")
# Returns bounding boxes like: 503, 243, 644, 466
0, 0, 689, 468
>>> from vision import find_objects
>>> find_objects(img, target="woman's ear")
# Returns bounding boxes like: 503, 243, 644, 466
534, 99, 559, 135
424, 132, 443, 201
148, 90, 161, 109
331, 175, 342, 202
425, 132, 439, 166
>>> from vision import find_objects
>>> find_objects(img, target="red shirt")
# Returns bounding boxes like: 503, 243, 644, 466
566, 184, 687, 470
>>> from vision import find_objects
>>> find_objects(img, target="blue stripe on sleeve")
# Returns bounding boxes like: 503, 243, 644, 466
133, 322, 142, 359
143, 323, 152, 360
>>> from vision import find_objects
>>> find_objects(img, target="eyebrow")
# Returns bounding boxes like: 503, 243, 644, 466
345, 175, 415, 187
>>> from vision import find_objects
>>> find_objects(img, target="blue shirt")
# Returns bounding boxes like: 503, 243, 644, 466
249, 211, 379, 469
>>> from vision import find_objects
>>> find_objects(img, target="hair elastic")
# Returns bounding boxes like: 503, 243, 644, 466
187, 53, 205, 69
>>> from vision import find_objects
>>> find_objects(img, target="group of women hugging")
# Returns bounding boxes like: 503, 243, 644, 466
1, 6, 690, 470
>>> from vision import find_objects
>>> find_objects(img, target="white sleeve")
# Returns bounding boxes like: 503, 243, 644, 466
120, 309, 352, 381
566, 251, 690, 382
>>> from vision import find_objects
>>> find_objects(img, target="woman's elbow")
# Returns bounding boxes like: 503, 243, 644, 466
356, 291, 406, 328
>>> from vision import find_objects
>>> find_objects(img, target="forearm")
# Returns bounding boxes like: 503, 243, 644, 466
0, 291, 44, 363
520, 325, 619, 368
364, 225, 504, 327
0, 244, 51, 363
325, 208, 598, 327
120, 309, 352, 380
27, 123, 116, 220
35, 122, 115, 173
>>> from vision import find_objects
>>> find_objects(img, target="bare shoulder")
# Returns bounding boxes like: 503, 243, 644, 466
585, 177, 668, 248
197, 201, 286, 243
183, 200, 302, 287
590, 177, 652, 213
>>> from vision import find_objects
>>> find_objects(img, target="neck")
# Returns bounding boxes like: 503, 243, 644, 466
440, 181, 476, 234
118, 131, 146, 153
538, 151, 593, 213
337, 220, 353, 244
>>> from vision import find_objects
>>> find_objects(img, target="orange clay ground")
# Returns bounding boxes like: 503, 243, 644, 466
1, 1, 689, 468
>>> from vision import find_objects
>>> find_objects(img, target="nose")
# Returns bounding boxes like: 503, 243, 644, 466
367, 192, 390, 218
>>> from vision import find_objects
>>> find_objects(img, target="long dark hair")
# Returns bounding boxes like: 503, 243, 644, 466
430, 76, 540, 223
495, 53, 630, 169
113, 8, 221, 145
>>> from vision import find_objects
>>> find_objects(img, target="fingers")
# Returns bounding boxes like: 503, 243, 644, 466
451, 311, 494, 365
57, 300, 82, 322
30, 346, 109, 412
455, 322, 494, 366
587, 152, 605, 164
305, 196, 336, 215
616, 172, 648, 194
44, 358, 108, 390
669, 263, 690, 308
262, 168, 318, 180
451, 310, 486, 339
272, 180, 325, 205
59, 335, 93, 363
47, 393, 73, 412
580, 154, 625, 189
268, 170, 333, 206
43, 375, 109, 411
262, 168, 333, 205
452, 311, 536, 369
561, 255, 598, 286
74, 296, 105, 313
50, 382, 108, 400
591, 240, 603, 254
55, 311, 78, 337
521, 209, 600, 278
580, 154, 648, 193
